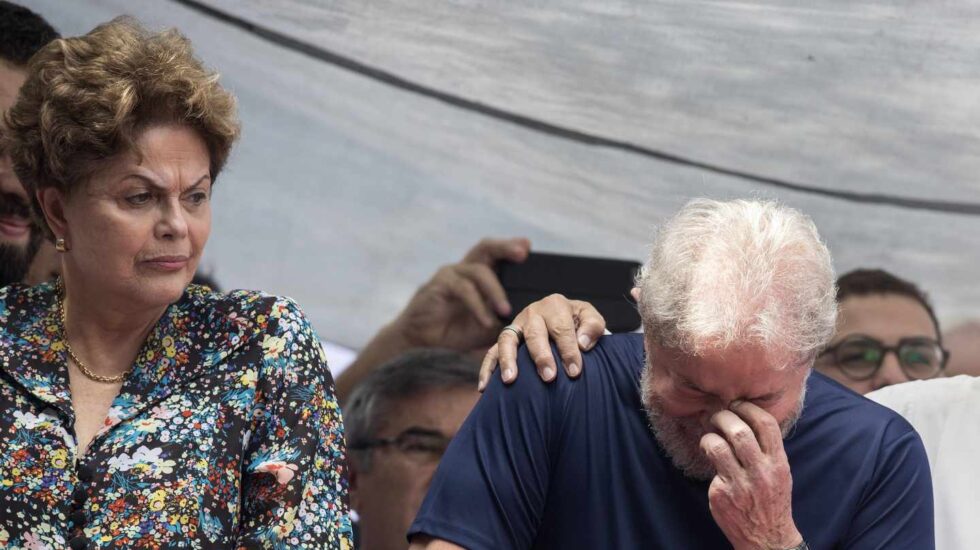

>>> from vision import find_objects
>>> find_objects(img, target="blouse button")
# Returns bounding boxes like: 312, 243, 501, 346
69, 509, 87, 528
68, 536, 92, 550
77, 464, 95, 483
72, 486, 88, 505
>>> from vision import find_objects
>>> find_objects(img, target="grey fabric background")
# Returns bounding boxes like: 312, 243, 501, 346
22, 0, 980, 352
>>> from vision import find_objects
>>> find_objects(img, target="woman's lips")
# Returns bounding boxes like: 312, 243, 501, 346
142, 256, 190, 271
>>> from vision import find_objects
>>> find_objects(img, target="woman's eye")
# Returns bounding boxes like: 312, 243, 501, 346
126, 192, 153, 206
186, 192, 209, 205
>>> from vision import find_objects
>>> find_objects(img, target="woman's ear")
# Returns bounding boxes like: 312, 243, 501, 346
36, 187, 69, 240
630, 287, 642, 302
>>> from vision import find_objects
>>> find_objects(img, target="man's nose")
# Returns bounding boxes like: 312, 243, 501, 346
872, 351, 909, 391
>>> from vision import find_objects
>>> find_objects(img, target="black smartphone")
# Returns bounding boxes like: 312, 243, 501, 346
496, 251, 642, 332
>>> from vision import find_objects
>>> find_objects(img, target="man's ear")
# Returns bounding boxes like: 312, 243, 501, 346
36, 187, 69, 240
630, 287, 641, 302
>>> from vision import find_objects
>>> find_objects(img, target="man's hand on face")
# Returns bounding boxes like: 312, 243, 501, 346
700, 401, 803, 550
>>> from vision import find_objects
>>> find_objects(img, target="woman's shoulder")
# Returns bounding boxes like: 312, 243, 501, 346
182, 286, 331, 384
179, 285, 315, 338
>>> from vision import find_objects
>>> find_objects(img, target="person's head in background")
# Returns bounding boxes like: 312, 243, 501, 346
0, 1, 60, 287
346, 349, 481, 550
815, 268, 948, 394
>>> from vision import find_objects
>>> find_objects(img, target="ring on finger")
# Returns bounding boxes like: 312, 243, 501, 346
501, 324, 524, 343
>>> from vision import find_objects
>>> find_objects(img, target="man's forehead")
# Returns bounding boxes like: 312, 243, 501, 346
652, 339, 800, 390
836, 294, 938, 342
375, 387, 479, 436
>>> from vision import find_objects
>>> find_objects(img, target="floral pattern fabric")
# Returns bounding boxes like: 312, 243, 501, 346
0, 282, 353, 549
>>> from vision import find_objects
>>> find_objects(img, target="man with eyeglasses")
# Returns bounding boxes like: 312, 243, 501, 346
814, 269, 949, 394
345, 349, 480, 550
822, 272, 979, 550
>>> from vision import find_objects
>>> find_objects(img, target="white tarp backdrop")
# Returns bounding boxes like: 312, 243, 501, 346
23, 0, 980, 357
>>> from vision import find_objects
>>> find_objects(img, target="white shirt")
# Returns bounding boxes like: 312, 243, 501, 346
868, 375, 980, 550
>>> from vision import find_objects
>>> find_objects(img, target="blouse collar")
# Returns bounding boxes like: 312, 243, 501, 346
0, 281, 256, 429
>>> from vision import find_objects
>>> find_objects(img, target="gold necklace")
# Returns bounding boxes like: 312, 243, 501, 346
57, 280, 131, 384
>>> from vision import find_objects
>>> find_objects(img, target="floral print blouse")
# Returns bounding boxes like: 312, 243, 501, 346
0, 282, 353, 549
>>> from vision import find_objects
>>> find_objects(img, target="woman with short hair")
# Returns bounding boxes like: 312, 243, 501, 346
0, 17, 352, 548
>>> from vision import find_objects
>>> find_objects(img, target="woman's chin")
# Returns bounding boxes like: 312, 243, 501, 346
133, 272, 194, 305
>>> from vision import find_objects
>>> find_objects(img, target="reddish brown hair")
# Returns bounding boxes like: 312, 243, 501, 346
1, 16, 240, 238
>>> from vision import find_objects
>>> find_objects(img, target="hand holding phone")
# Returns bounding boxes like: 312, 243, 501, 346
496, 252, 641, 332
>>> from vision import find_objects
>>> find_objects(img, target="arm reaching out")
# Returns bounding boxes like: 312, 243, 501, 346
337, 237, 529, 403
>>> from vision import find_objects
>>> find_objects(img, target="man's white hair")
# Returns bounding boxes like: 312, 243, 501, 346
637, 198, 837, 365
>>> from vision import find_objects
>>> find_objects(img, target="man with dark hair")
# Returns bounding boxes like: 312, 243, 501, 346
346, 349, 481, 550
829, 274, 977, 550
815, 268, 949, 394
0, 1, 60, 287
0, 1, 59, 64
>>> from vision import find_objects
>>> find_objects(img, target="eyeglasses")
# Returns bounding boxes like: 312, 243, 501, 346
349, 427, 452, 464
819, 334, 948, 381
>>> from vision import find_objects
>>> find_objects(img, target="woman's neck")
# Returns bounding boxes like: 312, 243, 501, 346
61, 277, 171, 378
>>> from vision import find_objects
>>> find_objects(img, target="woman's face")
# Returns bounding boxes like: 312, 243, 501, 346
57, 124, 212, 308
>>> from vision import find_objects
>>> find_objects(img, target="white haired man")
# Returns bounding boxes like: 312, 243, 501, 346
408, 200, 933, 549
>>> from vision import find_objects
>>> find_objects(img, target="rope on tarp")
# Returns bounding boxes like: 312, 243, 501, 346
173, 0, 980, 217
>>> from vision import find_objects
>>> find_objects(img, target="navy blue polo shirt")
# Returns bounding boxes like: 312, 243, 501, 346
409, 333, 933, 549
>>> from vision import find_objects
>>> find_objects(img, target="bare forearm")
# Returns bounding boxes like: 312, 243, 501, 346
336, 321, 413, 404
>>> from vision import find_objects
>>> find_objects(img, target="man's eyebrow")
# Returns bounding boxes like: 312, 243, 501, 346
748, 390, 784, 402
675, 371, 783, 402
400, 426, 449, 438
676, 374, 708, 393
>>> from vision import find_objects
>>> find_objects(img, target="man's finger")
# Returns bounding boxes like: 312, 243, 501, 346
455, 263, 511, 317
446, 273, 497, 328
730, 401, 784, 456
710, 409, 764, 468
462, 237, 531, 265
700, 432, 741, 480
569, 299, 606, 351
525, 314, 558, 382
479, 344, 500, 392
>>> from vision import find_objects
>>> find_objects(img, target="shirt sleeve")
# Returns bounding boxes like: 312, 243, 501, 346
841, 417, 935, 549
236, 297, 354, 549
408, 346, 561, 550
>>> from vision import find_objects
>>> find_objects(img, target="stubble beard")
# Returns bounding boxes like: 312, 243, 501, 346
0, 238, 40, 287
0, 192, 41, 287
639, 360, 807, 481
